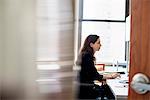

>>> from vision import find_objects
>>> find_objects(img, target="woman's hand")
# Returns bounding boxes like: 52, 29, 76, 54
110, 73, 121, 79
103, 72, 121, 79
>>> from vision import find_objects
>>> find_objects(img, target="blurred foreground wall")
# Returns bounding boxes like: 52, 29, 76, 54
1, 0, 37, 99
1, 0, 75, 100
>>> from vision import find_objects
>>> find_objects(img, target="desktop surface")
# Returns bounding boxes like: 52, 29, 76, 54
98, 66, 129, 100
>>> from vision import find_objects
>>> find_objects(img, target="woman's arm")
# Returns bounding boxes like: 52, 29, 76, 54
103, 72, 120, 79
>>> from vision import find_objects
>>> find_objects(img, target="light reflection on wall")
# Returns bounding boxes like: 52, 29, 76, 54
37, 64, 60, 70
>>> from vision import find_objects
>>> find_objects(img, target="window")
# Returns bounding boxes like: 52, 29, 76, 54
83, 0, 126, 21
79, 0, 129, 64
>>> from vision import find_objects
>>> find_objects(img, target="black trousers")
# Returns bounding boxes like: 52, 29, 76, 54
77, 84, 115, 100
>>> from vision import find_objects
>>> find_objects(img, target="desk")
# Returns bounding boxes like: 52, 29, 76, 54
98, 66, 128, 100
107, 74, 128, 100
95, 74, 128, 100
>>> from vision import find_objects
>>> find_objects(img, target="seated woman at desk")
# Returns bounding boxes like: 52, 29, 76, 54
76, 34, 120, 100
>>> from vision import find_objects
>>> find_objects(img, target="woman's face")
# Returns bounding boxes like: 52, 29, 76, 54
91, 38, 101, 52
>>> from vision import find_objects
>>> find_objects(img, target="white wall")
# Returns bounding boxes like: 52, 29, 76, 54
1, 0, 38, 99
0, 0, 4, 93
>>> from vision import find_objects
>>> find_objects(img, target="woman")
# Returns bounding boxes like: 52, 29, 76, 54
76, 34, 120, 99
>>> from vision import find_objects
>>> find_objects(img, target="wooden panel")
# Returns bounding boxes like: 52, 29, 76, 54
129, 0, 150, 99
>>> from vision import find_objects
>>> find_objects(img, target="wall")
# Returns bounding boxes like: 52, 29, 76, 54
1, 0, 38, 99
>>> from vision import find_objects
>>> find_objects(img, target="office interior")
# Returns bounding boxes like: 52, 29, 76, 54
1, 0, 130, 100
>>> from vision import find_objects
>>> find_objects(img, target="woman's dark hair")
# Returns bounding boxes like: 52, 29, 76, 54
80, 34, 99, 55
76, 34, 99, 65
